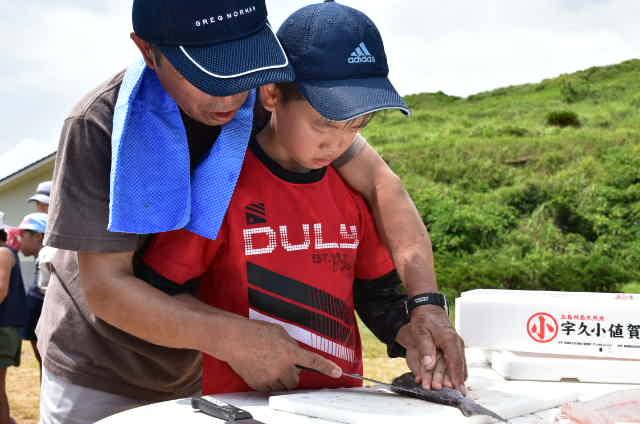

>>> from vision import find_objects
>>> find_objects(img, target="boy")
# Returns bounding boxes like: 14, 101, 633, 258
141, 1, 422, 394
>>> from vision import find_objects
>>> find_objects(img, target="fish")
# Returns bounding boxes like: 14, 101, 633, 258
297, 365, 508, 422
391, 372, 508, 422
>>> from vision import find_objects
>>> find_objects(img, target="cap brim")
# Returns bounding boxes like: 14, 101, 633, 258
28, 194, 49, 204
159, 24, 295, 96
298, 77, 411, 122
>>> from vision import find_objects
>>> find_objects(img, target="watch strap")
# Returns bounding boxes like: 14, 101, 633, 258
405, 292, 448, 316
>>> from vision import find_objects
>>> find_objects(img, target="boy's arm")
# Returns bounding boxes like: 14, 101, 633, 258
0, 248, 16, 303
336, 135, 467, 391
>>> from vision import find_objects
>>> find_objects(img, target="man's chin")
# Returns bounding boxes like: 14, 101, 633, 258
195, 110, 239, 126
210, 110, 238, 123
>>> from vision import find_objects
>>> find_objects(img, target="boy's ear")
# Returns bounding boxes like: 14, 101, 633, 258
259, 84, 280, 112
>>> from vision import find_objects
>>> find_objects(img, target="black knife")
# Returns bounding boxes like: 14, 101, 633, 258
191, 396, 266, 423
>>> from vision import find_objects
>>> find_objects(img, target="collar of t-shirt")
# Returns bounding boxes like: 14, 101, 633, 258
249, 138, 327, 184
179, 109, 221, 172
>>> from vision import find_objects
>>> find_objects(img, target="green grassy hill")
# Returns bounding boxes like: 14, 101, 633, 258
363, 59, 640, 298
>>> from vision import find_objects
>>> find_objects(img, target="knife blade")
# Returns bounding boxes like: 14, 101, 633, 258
191, 396, 266, 423
295, 365, 425, 397
341, 371, 439, 398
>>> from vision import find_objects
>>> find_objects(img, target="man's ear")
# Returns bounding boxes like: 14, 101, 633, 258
259, 84, 280, 113
130, 33, 159, 69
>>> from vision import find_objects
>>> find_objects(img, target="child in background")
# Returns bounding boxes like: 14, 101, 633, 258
17, 212, 48, 379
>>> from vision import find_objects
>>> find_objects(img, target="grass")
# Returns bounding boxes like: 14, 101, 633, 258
6, 329, 408, 422
7, 342, 39, 424
363, 59, 640, 297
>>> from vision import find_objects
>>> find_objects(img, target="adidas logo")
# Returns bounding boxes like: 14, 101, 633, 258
347, 42, 376, 64
246, 202, 266, 225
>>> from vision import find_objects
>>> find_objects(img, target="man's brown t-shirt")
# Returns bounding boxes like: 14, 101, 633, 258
38, 72, 211, 401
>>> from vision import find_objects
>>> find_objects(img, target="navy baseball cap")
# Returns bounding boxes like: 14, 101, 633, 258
277, 0, 410, 121
133, 0, 295, 96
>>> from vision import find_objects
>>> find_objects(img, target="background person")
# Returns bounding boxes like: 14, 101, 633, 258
17, 213, 48, 380
0, 212, 26, 424
27, 182, 51, 214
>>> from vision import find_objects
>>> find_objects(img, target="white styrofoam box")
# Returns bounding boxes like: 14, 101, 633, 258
268, 379, 580, 424
465, 347, 492, 368
491, 350, 640, 385
455, 290, 640, 359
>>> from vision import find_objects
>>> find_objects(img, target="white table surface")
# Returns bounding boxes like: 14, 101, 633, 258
97, 363, 640, 424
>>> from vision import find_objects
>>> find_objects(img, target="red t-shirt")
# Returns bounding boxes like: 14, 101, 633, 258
144, 141, 395, 394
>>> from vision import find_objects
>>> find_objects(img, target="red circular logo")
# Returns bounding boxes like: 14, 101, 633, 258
527, 312, 559, 343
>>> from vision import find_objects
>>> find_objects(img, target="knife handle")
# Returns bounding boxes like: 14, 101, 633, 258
191, 396, 253, 421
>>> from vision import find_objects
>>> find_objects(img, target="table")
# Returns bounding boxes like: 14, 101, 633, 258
98, 351, 640, 424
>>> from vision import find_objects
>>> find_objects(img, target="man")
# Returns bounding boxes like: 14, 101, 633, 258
27, 181, 51, 214
38, 1, 465, 423
23, 183, 53, 378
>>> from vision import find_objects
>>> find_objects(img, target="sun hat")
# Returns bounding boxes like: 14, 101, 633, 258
27, 181, 51, 205
17, 213, 48, 234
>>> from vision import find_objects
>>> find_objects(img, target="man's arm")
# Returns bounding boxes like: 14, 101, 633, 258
78, 251, 341, 392
335, 135, 467, 391
0, 248, 16, 303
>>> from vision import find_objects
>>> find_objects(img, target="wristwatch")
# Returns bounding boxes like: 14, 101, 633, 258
388, 292, 449, 358
402, 292, 449, 320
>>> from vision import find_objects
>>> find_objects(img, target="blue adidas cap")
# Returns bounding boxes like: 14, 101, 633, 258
133, 0, 294, 96
277, 0, 410, 121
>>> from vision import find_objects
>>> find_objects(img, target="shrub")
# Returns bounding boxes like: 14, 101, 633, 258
500, 183, 549, 215
551, 202, 598, 241
426, 201, 517, 254
498, 126, 529, 137
560, 77, 592, 103
546, 111, 581, 128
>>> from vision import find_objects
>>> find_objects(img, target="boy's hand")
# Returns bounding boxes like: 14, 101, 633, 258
409, 305, 467, 393
225, 319, 342, 392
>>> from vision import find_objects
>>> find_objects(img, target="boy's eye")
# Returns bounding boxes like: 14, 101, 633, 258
312, 119, 334, 131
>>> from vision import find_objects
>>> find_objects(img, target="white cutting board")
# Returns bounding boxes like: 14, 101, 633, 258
269, 379, 580, 424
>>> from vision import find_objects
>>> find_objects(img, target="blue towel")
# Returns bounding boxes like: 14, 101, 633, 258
109, 58, 255, 239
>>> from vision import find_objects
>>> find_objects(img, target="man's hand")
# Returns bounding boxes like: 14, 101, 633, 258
404, 348, 455, 391
410, 305, 467, 393
224, 319, 342, 392
397, 321, 461, 393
